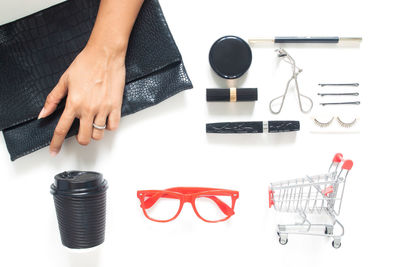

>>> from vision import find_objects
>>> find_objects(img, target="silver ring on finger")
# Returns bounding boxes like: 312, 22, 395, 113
93, 123, 107, 130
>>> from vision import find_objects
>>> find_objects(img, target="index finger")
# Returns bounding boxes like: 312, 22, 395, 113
50, 109, 75, 156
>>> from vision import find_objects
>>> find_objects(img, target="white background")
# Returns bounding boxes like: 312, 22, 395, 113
0, 0, 398, 266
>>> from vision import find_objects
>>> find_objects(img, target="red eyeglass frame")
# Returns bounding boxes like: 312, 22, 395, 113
137, 187, 239, 223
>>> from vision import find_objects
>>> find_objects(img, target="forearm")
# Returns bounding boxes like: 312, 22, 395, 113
87, 0, 144, 57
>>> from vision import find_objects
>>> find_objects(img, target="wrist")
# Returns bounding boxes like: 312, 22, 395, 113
86, 34, 128, 60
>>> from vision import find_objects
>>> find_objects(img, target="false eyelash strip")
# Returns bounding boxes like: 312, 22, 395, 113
337, 117, 357, 128
313, 117, 334, 128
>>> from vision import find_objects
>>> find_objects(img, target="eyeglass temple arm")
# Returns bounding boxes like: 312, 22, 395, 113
142, 194, 234, 216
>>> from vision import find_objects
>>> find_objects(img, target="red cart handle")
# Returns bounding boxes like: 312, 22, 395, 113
333, 153, 343, 163
342, 160, 353, 170
269, 189, 274, 208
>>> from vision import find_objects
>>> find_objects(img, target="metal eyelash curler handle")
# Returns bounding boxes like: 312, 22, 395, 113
269, 83, 314, 114
270, 49, 313, 114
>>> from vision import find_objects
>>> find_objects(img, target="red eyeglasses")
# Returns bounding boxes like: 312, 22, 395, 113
137, 187, 239, 223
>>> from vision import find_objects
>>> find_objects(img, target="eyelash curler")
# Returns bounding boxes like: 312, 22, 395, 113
270, 48, 313, 114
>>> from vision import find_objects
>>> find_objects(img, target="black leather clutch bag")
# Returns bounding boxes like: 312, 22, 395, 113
0, 0, 192, 161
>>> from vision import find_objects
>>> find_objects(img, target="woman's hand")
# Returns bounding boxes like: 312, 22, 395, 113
37, 0, 143, 156
38, 43, 126, 156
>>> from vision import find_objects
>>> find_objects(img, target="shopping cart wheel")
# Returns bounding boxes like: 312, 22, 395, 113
279, 237, 288, 245
332, 240, 341, 249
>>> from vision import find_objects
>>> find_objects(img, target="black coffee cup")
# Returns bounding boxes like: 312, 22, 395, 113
51, 171, 108, 249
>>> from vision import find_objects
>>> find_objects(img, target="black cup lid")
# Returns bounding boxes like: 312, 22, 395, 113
209, 36, 252, 79
51, 171, 108, 196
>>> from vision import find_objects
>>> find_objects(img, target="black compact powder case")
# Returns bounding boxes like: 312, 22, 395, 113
209, 36, 252, 79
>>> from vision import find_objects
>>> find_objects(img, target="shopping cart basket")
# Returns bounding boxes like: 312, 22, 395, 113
268, 153, 353, 248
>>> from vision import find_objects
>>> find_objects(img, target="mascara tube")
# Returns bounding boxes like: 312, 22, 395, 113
206, 88, 258, 102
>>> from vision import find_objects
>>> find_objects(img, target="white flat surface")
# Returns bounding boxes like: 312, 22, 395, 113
0, 0, 398, 266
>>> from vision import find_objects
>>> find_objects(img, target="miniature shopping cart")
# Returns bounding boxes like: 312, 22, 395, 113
268, 153, 353, 248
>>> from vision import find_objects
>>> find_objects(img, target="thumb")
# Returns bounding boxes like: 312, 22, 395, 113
38, 74, 68, 119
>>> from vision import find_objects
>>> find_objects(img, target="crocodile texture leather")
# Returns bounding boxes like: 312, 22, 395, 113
0, 0, 193, 161
206, 122, 264, 133
268, 121, 300, 133
206, 121, 300, 134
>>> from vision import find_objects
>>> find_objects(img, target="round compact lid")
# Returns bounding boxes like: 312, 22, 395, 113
51, 171, 108, 196
209, 36, 252, 79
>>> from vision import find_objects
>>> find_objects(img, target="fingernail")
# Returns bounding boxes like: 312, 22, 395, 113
38, 107, 46, 119
50, 150, 58, 157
